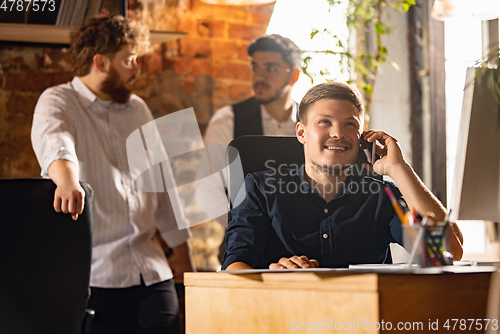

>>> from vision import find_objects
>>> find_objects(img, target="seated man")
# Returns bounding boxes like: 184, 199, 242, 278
222, 82, 463, 270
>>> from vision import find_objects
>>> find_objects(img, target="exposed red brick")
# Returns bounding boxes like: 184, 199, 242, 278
211, 40, 240, 60
3, 72, 72, 92
128, 0, 141, 10
228, 23, 267, 41
4, 92, 39, 118
213, 6, 250, 22
132, 75, 153, 92
42, 50, 72, 71
215, 81, 229, 97
193, 2, 250, 22
0, 47, 44, 72
174, 58, 212, 77
180, 37, 210, 57
213, 61, 251, 81
210, 40, 249, 62
141, 51, 164, 75
7, 154, 40, 178
230, 83, 252, 100
181, 78, 196, 95
250, 12, 273, 25
249, 3, 275, 24
193, 100, 211, 125
150, 7, 179, 31
178, 14, 198, 35
197, 20, 226, 38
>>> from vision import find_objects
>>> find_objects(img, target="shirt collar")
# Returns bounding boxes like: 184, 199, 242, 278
260, 102, 298, 123
298, 164, 363, 203
71, 77, 131, 111
71, 76, 98, 109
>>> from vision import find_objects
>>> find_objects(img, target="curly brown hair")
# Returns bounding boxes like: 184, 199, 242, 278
68, 15, 149, 77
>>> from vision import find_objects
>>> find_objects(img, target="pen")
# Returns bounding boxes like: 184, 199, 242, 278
384, 186, 407, 225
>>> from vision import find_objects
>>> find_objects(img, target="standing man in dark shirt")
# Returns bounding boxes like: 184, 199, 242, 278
223, 82, 463, 270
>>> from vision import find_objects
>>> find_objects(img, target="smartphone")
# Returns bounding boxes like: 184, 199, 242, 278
355, 136, 383, 180
359, 136, 380, 166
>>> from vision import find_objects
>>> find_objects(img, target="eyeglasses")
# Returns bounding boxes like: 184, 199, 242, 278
251, 63, 291, 77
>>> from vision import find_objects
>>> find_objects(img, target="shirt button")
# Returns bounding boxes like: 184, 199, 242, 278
323, 233, 328, 239
324, 208, 328, 213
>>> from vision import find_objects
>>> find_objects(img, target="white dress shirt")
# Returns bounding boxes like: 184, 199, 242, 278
31, 77, 191, 288
195, 103, 297, 229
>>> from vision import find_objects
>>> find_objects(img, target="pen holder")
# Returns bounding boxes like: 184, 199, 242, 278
403, 223, 452, 267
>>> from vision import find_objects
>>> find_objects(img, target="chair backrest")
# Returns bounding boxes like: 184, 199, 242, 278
226, 135, 305, 212
0, 178, 92, 334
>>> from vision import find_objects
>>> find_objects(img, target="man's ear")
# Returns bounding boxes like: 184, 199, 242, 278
289, 68, 300, 85
93, 54, 110, 73
296, 122, 306, 144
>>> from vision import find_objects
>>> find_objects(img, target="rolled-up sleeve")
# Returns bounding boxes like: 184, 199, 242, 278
31, 89, 78, 177
222, 174, 272, 269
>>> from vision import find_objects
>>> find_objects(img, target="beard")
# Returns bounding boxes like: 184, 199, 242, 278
253, 73, 291, 105
100, 65, 133, 104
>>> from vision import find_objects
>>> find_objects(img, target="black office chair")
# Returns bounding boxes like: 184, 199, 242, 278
226, 135, 305, 212
0, 178, 93, 334
216, 136, 304, 264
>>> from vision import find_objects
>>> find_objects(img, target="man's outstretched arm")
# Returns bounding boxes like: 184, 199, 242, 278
364, 130, 464, 260
47, 159, 85, 221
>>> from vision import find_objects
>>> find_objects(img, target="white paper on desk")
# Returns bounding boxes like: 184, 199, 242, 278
220, 268, 349, 274
348, 264, 415, 271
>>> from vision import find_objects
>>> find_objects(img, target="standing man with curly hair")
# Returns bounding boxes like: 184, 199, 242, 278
31, 16, 194, 334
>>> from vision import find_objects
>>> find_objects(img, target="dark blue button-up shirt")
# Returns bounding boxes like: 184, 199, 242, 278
222, 165, 404, 269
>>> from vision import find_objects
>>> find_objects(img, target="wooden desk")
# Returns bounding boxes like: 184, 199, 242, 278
185, 270, 493, 333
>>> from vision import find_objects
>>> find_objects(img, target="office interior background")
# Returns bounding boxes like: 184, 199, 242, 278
0, 0, 497, 268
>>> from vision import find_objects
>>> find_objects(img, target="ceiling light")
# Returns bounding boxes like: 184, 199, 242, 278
432, 0, 500, 21
200, 0, 275, 5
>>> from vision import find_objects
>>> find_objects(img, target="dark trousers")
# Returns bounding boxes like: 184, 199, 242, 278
87, 278, 181, 334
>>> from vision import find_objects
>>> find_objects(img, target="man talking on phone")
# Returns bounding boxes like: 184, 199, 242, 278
222, 81, 463, 270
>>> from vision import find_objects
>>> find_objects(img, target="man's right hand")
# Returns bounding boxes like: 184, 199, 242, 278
54, 181, 85, 221
48, 160, 85, 221
269, 255, 319, 269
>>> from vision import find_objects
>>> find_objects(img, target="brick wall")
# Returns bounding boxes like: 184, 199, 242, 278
0, 0, 274, 178
0, 0, 275, 270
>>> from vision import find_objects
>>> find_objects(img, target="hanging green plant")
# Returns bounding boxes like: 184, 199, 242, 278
475, 49, 500, 105
303, 0, 415, 115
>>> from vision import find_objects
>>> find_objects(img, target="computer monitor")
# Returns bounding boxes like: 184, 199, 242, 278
450, 66, 500, 222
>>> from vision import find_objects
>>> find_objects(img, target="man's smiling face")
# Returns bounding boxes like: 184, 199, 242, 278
297, 99, 363, 175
